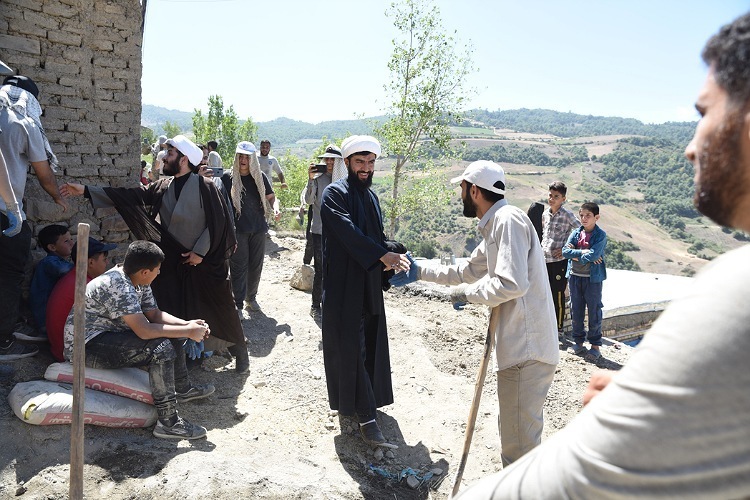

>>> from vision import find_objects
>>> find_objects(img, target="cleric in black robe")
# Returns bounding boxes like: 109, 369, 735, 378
319, 135, 411, 446
60, 135, 249, 373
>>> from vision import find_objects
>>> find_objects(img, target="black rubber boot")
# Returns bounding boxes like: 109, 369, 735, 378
228, 342, 249, 374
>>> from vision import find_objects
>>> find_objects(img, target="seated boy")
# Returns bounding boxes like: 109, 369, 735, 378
46, 237, 116, 362
25, 224, 74, 340
63, 240, 214, 440
562, 202, 607, 362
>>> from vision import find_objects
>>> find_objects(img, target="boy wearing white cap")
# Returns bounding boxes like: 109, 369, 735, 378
391, 160, 558, 466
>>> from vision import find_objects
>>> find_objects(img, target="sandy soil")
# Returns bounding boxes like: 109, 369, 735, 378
0, 234, 632, 499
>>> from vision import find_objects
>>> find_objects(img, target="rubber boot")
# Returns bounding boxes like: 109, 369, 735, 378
228, 342, 249, 374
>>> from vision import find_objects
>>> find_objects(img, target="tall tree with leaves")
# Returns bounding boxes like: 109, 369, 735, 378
376, 0, 475, 238
163, 121, 181, 139
193, 95, 258, 165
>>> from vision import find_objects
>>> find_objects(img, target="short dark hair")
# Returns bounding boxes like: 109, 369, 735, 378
260, 139, 271, 146
580, 202, 600, 216
207, 140, 218, 150
548, 181, 567, 196
38, 224, 69, 253
466, 182, 504, 203
702, 13, 750, 108
123, 240, 164, 275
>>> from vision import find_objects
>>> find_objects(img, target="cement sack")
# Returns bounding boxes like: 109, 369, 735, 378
45, 362, 153, 405
8, 380, 157, 427
290, 264, 314, 291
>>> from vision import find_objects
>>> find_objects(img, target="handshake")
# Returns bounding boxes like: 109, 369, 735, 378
388, 254, 468, 311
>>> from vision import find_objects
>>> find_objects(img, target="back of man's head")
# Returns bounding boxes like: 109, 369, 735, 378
703, 13, 750, 107
123, 240, 164, 275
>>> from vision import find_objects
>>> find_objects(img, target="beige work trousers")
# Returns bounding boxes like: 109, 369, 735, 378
497, 360, 557, 467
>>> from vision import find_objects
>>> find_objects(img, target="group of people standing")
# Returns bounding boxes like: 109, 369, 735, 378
2, 10, 750, 494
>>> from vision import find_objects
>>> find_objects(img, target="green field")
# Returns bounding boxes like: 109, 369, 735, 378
450, 126, 497, 136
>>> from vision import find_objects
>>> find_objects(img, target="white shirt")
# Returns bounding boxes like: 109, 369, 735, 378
419, 200, 559, 371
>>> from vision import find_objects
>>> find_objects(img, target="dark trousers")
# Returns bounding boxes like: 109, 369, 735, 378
303, 207, 314, 265
569, 274, 603, 347
355, 312, 378, 423
85, 331, 191, 425
311, 233, 323, 308
0, 216, 31, 345
546, 260, 568, 331
230, 231, 266, 308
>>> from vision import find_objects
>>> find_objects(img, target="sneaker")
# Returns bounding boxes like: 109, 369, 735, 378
12, 321, 47, 342
585, 348, 602, 363
237, 309, 251, 321
152, 417, 207, 440
359, 421, 386, 446
245, 300, 261, 312
0, 340, 39, 361
176, 383, 215, 403
571, 343, 588, 356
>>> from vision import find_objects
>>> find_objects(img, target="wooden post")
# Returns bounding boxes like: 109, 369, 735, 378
450, 306, 500, 499
69, 223, 89, 500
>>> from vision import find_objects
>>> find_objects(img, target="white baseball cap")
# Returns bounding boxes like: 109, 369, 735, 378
235, 141, 257, 155
165, 135, 202, 166
450, 160, 506, 195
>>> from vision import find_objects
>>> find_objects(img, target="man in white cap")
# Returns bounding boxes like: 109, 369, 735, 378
320, 135, 411, 447
453, 13, 750, 499
304, 144, 345, 320
390, 160, 558, 466
219, 141, 280, 317
61, 135, 250, 373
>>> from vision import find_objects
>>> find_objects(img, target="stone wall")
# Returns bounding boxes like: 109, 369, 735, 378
1, 0, 142, 264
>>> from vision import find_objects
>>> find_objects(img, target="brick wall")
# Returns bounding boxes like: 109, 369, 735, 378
1, 0, 142, 261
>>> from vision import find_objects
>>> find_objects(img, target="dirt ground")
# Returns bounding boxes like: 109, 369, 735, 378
0, 234, 632, 499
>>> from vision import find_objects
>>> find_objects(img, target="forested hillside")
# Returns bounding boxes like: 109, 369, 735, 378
467, 108, 696, 145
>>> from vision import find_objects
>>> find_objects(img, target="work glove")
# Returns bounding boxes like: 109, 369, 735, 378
2, 202, 22, 238
388, 253, 419, 287
184, 339, 204, 360
450, 284, 469, 311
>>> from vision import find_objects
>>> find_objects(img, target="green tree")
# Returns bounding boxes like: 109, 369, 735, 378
163, 121, 181, 138
376, 0, 475, 238
192, 95, 258, 166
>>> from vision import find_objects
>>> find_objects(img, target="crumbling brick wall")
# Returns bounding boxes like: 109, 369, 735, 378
1, 0, 142, 255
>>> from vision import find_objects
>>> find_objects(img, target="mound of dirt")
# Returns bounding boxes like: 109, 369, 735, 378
0, 234, 631, 499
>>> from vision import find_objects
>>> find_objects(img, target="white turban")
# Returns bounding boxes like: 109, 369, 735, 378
341, 135, 381, 159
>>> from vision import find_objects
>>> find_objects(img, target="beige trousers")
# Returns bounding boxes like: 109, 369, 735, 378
497, 360, 557, 467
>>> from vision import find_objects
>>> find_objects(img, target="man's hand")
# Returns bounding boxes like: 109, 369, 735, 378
389, 253, 419, 287
181, 251, 204, 267
308, 163, 317, 180
280, 182, 289, 189
2, 202, 23, 237
551, 247, 564, 260
583, 370, 613, 406
60, 182, 85, 197
380, 251, 410, 272
450, 284, 469, 311
198, 165, 214, 178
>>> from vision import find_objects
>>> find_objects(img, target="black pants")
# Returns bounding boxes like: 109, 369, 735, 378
546, 260, 568, 330
0, 216, 31, 345
311, 234, 323, 308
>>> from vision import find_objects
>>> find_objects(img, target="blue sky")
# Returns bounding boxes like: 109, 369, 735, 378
142, 0, 748, 125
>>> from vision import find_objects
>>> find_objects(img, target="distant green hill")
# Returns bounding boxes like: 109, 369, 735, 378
467, 108, 696, 145
141, 104, 385, 147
